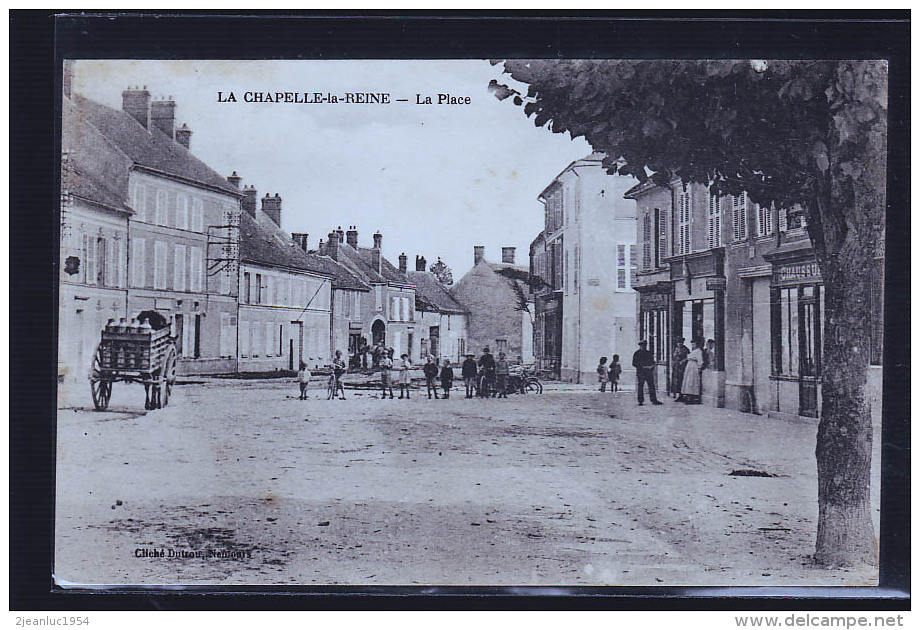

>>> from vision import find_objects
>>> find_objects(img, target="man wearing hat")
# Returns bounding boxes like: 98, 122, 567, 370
631, 340, 663, 406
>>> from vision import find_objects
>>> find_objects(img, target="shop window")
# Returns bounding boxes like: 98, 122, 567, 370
641, 308, 669, 363
771, 284, 822, 377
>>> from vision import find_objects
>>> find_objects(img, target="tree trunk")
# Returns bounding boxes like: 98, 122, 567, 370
812, 61, 886, 567
813, 255, 877, 567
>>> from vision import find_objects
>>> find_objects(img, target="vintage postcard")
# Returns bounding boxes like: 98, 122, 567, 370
55, 58, 886, 588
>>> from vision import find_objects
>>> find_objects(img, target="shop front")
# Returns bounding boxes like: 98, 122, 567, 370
636, 281, 671, 394
666, 249, 725, 406
766, 252, 823, 419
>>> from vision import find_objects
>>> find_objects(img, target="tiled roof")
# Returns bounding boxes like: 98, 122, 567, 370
332, 243, 412, 287
240, 212, 368, 290
72, 94, 241, 196
407, 271, 467, 315
62, 96, 133, 212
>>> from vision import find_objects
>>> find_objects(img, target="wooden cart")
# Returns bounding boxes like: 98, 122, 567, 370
89, 319, 177, 411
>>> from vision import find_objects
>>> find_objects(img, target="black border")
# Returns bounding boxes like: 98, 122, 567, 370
11, 10, 909, 610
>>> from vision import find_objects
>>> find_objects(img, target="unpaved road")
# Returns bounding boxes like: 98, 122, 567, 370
54, 379, 877, 587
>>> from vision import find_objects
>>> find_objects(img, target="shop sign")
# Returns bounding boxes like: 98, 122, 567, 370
775, 261, 821, 282
705, 277, 726, 291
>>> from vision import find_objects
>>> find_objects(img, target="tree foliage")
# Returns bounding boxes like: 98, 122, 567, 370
429, 257, 454, 286
490, 59, 886, 261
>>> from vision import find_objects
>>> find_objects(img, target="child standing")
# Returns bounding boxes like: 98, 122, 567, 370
379, 350, 395, 399
398, 353, 412, 399
297, 361, 311, 399
495, 352, 510, 398
423, 356, 440, 399
439, 359, 454, 399
597, 357, 609, 392
609, 354, 622, 392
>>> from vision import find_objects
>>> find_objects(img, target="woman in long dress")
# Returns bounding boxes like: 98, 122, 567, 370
681, 339, 704, 404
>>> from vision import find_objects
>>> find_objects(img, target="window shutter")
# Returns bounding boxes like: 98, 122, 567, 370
658, 207, 669, 261
174, 244, 187, 291
642, 213, 652, 269
132, 238, 145, 287
117, 238, 126, 287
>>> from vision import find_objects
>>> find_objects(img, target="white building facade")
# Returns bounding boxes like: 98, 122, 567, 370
537, 154, 638, 383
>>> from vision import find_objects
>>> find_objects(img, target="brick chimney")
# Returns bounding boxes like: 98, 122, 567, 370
318, 239, 326, 256
242, 185, 258, 217
474, 245, 485, 265
327, 230, 340, 261
415, 255, 427, 272
122, 86, 151, 129
371, 232, 383, 274
502, 246, 516, 264
398, 253, 407, 273
346, 226, 358, 249
262, 193, 282, 226
150, 98, 176, 138
292, 233, 309, 251
175, 123, 192, 149
226, 171, 242, 189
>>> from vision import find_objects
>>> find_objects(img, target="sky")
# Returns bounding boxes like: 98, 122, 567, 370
73, 59, 595, 278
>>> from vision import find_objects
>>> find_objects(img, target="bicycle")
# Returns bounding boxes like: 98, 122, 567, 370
325, 366, 347, 400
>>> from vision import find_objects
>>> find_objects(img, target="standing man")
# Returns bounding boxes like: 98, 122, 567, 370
332, 350, 348, 400
478, 346, 496, 398
632, 340, 663, 406
461, 354, 478, 398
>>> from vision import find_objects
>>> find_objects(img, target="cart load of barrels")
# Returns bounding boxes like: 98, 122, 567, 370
89, 313, 177, 411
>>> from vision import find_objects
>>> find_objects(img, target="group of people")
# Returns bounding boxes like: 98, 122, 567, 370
459, 346, 516, 399
595, 355, 623, 393
422, 355, 455, 399
670, 337, 716, 404
630, 337, 716, 406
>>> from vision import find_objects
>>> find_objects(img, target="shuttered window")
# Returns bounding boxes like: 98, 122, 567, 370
131, 238, 146, 287
656, 207, 668, 266
176, 195, 189, 229
708, 190, 722, 248
677, 189, 691, 254
732, 192, 748, 241
616, 244, 636, 291
154, 241, 168, 289
757, 203, 774, 237
173, 244, 187, 291
642, 212, 652, 270
189, 246, 203, 292
191, 197, 204, 232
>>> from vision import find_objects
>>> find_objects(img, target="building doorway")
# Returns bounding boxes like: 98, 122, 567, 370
372, 319, 386, 346
290, 321, 303, 370
428, 326, 439, 359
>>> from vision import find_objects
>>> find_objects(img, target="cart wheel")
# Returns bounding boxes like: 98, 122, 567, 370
160, 346, 177, 408
90, 343, 112, 411
524, 378, 543, 395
